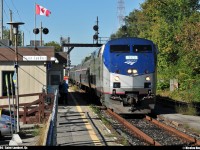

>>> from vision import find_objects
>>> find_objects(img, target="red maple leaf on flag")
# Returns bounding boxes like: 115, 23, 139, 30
41, 8, 45, 14
36, 4, 51, 17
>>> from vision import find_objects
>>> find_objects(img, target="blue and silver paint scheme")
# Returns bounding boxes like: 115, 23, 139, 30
70, 37, 158, 114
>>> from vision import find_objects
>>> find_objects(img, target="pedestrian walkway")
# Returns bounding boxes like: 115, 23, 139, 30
56, 89, 121, 146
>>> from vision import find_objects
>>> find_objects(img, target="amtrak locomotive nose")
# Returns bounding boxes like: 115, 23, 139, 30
70, 37, 158, 114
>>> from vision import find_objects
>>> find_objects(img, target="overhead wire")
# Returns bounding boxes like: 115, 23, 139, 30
0, 40, 46, 73
0, 40, 48, 88
3, 0, 12, 21
1, 1, 55, 90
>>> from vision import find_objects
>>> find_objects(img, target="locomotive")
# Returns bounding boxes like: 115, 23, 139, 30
70, 37, 158, 114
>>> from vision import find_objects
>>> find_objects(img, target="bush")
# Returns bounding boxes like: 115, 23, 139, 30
157, 80, 170, 90
175, 104, 198, 116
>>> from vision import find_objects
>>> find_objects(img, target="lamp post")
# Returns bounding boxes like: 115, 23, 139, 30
7, 22, 24, 133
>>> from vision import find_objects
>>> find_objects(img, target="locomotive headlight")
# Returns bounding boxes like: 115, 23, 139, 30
127, 69, 132, 74
132, 69, 138, 74
114, 76, 120, 81
145, 76, 151, 81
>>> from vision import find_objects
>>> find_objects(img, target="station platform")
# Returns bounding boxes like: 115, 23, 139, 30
56, 89, 122, 146
57, 88, 200, 146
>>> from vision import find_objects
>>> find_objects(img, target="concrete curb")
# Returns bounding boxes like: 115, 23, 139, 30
42, 114, 52, 146
157, 115, 182, 127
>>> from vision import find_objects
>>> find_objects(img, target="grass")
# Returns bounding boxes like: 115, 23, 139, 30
36, 123, 47, 146
157, 90, 199, 116
31, 124, 40, 136
175, 105, 198, 116
182, 124, 200, 135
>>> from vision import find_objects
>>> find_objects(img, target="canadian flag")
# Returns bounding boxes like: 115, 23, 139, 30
36, 4, 51, 17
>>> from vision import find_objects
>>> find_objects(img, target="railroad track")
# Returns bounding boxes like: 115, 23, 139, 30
104, 109, 200, 146
74, 86, 200, 146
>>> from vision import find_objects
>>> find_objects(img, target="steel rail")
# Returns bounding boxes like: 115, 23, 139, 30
145, 115, 200, 146
106, 109, 161, 146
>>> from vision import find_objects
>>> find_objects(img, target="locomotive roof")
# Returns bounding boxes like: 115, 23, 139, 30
107, 37, 154, 45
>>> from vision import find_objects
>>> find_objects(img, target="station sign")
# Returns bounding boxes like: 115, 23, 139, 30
23, 56, 47, 61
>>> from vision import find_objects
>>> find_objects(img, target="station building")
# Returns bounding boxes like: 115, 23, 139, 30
0, 46, 67, 106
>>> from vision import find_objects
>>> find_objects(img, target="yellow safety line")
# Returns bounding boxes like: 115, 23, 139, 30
69, 91, 102, 146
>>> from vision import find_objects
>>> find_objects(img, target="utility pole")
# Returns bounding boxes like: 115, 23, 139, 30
40, 22, 43, 46
7, 22, 24, 133
9, 9, 13, 43
0, 0, 3, 39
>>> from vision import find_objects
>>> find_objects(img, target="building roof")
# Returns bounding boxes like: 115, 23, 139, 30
0, 46, 55, 61
55, 52, 67, 64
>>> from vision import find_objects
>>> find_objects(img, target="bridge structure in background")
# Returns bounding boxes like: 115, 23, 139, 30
62, 43, 103, 75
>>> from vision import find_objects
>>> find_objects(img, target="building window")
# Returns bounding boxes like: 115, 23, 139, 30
2, 71, 15, 96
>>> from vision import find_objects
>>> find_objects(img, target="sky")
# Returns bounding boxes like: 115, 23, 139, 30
3, 0, 145, 65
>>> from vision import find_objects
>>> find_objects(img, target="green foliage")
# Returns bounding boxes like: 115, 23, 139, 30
44, 41, 61, 52
111, 0, 200, 103
157, 80, 170, 90
3, 27, 23, 46
175, 104, 198, 116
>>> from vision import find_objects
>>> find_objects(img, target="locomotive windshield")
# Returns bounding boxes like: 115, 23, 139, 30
133, 45, 152, 52
110, 45, 130, 53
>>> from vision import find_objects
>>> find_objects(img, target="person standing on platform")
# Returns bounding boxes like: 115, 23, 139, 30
62, 80, 69, 105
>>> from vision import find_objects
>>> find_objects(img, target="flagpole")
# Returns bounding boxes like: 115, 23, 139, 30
34, 3, 36, 49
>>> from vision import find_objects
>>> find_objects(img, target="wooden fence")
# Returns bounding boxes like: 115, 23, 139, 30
0, 92, 54, 124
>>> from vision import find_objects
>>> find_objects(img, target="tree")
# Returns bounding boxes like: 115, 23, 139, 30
44, 41, 62, 52
3, 27, 23, 46
111, 0, 200, 102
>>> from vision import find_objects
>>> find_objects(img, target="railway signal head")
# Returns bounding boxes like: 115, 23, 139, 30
93, 34, 98, 40
93, 25, 99, 31
33, 28, 39, 34
43, 28, 49, 34
93, 25, 99, 41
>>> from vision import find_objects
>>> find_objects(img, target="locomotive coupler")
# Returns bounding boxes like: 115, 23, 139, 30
144, 90, 154, 99
123, 94, 138, 106
110, 95, 122, 101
